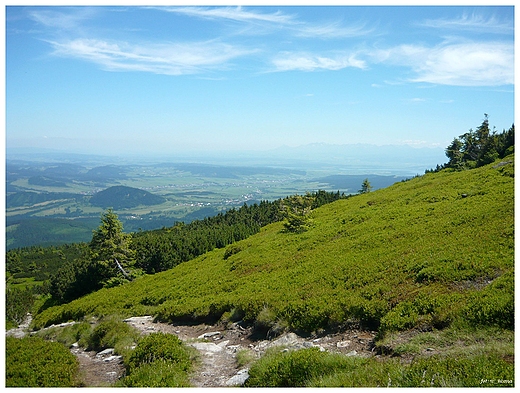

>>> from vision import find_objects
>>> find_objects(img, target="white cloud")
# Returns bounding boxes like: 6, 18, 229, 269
28, 8, 96, 30
28, 6, 513, 86
410, 42, 514, 86
419, 13, 513, 35
158, 6, 296, 25
272, 51, 366, 72
48, 38, 256, 75
371, 40, 514, 86
291, 20, 375, 38
159, 6, 375, 40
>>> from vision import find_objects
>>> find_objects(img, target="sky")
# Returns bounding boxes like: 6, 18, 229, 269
4, 3, 515, 157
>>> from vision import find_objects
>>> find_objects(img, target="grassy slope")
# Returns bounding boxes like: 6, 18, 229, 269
32, 156, 514, 339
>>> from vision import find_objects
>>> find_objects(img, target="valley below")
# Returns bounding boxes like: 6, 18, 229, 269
6, 153, 411, 249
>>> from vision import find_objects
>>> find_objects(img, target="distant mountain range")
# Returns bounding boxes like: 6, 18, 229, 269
263, 143, 446, 173
6, 143, 447, 175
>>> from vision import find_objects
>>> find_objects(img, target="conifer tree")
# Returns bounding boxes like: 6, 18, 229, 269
89, 209, 139, 286
281, 194, 314, 233
359, 178, 372, 194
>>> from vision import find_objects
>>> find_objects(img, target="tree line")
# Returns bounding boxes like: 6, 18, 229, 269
426, 114, 514, 173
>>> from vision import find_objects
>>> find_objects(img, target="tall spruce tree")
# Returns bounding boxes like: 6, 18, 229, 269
89, 209, 139, 287
359, 178, 372, 194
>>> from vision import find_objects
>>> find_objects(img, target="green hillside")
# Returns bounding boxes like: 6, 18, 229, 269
32, 155, 514, 339
89, 185, 166, 209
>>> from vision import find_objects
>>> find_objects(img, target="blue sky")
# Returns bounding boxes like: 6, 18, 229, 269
5, 4, 515, 157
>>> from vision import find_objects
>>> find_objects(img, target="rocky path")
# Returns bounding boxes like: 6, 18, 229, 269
7, 315, 378, 387
124, 316, 256, 387
70, 345, 124, 386
124, 316, 378, 387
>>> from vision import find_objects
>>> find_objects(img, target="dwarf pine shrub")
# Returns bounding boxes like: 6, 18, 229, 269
125, 332, 193, 373
6, 336, 80, 387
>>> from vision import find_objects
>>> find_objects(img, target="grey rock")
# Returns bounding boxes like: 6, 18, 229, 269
217, 340, 230, 348
97, 348, 115, 357
271, 332, 299, 347
198, 331, 221, 339
103, 355, 122, 362
337, 340, 351, 348
124, 316, 153, 324
190, 342, 223, 353
226, 369, 249, 386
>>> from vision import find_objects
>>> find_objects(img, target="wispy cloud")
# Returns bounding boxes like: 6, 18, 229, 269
291, 20, 375, 38
158, 6, 296, 25
47, 38, 256, 75
28, 7, 96, 31
419, 13, 514, 35
371, 40, 513, 86
272, 51, 366, 72
26, 6, 513, 86
159, 6, 375, 39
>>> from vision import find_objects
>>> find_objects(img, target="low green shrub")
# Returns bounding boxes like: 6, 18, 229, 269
246, 346, 514, 387
380, 292, 468, 334
400, 354, 514, 387
117, 359, 191, 387
223, 244, 242, 260
246, 347, 356, 387
236, 348, 256, 368
6, 336, 80, 387
125, 332, 193, 374
119, 332, 195, 387
5, 286, 36, 325
34, 321, 92, 348
462, 271, 514, 329
85, 315, 140, 357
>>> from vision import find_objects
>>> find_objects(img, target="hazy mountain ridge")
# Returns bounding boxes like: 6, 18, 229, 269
6, 143, 446, 175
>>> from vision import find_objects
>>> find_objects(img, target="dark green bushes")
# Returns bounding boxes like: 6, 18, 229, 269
246, 347, 514, 387
5, 286, 36, 325
126, 332, 192, 372
86, 315, 139, 352
463, 271, 514, 329
6, 336, 80, 387
118, 359, 192, 387
118, 332, 194, 387
246, 347, 352, 387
